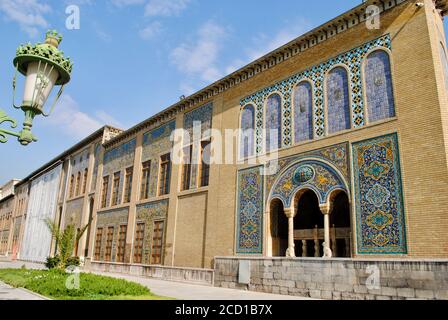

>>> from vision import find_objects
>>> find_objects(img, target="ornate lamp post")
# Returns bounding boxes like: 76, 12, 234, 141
0, 30, 73, 146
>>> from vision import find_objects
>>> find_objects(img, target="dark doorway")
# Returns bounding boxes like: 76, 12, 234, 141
330, 192, 351, 257
294, 190, 324, 257
270, 199, 288, 257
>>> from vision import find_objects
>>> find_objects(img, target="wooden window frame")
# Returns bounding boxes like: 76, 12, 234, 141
82, 168, 88, 194
158, 154, 171, 196
105, 226, 114, 262
101, 176, 109, 208
123, 167, 133, 203
181, 145, 192, 191
140, 161, 151, 200
111, 171, 121, 207
75, 172, 81, 196
116, 224, 127, 263
94, 227, 103, 261
151, 220, 165, 265
199, 140, 211, 187
133, 222, 145, 264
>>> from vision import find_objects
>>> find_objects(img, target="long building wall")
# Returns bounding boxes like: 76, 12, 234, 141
2, 0, 448, 272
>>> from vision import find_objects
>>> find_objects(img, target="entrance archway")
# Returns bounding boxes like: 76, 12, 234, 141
329, 191, 351, 257
294, 190, 324, 257
269, 199, 288, 257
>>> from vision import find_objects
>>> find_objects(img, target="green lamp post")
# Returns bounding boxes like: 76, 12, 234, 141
0, 30, 73, 146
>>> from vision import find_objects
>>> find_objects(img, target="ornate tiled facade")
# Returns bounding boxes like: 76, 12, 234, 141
236, 166, 264, 254
135, 199, 169, 264
352, 133, 407, 254
269, 160, 348, 208
96, 208, 129, 262
183, 103, 214, 189
142, 121, 176, 198
103, 139, 136, 176
265, 143, 350, 196
64, 198, 84, 228
240, 34, 392, 155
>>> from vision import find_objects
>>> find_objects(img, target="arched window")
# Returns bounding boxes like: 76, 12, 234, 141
364, 50, 395, 123
266, 93, 282, 152
327, 67, 350, 134
240, 104, 255, 158
294, 81, 313, 143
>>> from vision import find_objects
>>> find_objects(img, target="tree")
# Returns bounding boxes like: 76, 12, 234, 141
45, 217, 91, 269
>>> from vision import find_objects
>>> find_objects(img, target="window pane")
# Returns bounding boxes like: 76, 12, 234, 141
240, 105, 255, 158
200, 141, 211, 187
327, 67, 350, 134
266, 94, 282, 152
294, 82, 313, 143
365, 50, 395, 123
182, 146, 192, 191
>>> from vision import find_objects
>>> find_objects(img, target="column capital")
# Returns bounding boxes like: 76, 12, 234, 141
319, 204, 331, 215
284, 208, 296, 218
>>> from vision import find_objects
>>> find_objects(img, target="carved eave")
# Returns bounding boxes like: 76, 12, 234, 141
103, 0, 410, 149
435, 0, 448, 16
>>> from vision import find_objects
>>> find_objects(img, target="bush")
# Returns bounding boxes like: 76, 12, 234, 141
66, 257, 80, 268
45, 256, 61, 270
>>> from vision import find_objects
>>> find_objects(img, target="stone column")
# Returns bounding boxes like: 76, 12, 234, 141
320, 204, 332, 258
284, 208, 296, 258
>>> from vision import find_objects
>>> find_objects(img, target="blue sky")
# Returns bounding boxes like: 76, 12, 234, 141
0, 0, 446, 183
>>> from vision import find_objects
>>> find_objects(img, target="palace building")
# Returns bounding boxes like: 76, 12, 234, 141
2, 0, 448, 299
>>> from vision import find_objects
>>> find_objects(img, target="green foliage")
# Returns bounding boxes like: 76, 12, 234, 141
45, 218, 91, 269
66, 256, 80, 267
0, 269, 169, 300
45, 256, 61, 269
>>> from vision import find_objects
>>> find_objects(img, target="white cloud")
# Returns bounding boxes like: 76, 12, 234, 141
139, 21, 161, 40
111, 0, 145, 7
170, 20, 227, 84
248, 19, 312, 61
0, 0, 51, 37
46, 95, 122, 139
144, 0, 190, 17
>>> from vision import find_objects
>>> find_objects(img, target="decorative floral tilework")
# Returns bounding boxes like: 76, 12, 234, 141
352, 133, 407, 254
103, 139, 136, 176
240, 34, 392, 154
142, 121, 176, 198
136, 199, 169, 265
270, 160, 348, 208
265, 143, 350, 197
236, 166, 264, 254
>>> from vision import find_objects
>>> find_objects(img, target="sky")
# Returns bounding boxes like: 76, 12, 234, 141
0, 0, 447, 183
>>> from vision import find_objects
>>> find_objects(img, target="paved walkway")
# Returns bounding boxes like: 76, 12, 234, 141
0, 261, 313, 300
89, 271, 312, 300
0, 281, 46, 300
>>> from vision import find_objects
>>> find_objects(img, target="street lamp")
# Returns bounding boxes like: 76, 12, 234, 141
0, 30, 73, 146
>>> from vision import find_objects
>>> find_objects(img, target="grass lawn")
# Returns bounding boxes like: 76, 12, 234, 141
0, 268, 172, 300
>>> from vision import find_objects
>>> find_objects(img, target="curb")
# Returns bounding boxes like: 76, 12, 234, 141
19, 287, 52, 300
